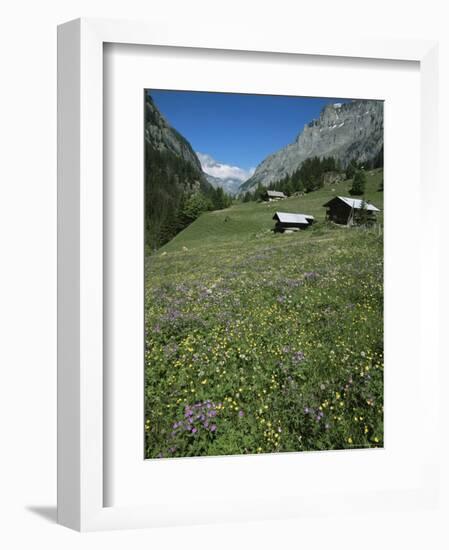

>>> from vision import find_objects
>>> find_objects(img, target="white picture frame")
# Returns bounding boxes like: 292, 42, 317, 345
57, 17, 439, 531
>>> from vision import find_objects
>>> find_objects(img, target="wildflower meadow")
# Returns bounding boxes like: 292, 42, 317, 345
145, 170, 384, 458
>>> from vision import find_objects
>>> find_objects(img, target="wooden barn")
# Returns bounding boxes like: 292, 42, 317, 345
264, 189, 286, 201
273, 211, 315, 232
323, 196, 380, 225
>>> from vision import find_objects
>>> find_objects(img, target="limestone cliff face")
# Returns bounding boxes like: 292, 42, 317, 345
240, 100, 383, 191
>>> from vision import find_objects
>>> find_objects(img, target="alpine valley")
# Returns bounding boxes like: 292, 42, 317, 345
145, 94, 383, 250
144, 91, 384, 460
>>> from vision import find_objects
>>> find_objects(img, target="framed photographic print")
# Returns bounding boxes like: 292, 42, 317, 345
58, 18, 440, 530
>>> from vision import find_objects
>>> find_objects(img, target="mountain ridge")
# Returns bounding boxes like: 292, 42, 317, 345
196, 152, 253, 196
240, 99, 383, 191
204, 173, 243, 196
145, 94, 213, 249
145, 95, 207, 182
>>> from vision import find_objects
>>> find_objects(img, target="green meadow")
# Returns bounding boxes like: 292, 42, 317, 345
144, 169, 384, 458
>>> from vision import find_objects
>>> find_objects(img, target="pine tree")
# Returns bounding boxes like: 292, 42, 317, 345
284, 181, 294, 197
254, 183, 265, 201
350, 169, 366, 195
345, 160, 358, 180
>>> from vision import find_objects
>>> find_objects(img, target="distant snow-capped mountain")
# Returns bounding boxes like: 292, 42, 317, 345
196, 152, 254, 196
203, 174, 244, 196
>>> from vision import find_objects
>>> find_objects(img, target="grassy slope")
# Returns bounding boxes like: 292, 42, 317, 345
145, 170, 384, 458
161, 169, 383, 253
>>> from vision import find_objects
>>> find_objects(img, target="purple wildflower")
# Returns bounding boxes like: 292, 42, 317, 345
292, 351, 305, 364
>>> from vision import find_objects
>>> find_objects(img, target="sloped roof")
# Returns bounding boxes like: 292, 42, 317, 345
266, 190, 286, 198
323, 196, 380, 212
273, 212, 314, 224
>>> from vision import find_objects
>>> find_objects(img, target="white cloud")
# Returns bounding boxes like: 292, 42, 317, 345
196, 152, 255, 182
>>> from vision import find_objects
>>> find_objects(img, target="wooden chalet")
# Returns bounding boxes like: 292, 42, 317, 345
264, 189, 286, 201
272, 211, 315, 232
323, 196, 380, 225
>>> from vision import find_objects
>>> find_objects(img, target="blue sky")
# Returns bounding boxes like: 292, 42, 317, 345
149, 90, 351, 179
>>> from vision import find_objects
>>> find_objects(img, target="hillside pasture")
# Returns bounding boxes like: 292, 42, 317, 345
144, 169, 384, 458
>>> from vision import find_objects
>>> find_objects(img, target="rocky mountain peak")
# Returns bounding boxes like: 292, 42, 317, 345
240, 99, 383, 191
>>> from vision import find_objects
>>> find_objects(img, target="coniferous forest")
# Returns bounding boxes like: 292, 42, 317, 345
145, 94, 232, 251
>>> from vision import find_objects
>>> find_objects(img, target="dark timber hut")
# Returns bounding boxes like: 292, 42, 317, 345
323, 196, 380, 225
272, 212, 315, 232
264, 190, 286, 201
